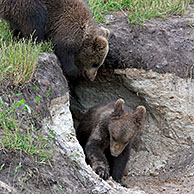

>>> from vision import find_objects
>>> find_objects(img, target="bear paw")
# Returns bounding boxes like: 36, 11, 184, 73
95, 166, 109, 180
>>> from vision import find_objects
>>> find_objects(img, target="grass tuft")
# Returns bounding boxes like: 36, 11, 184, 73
0, 97, 55, 163
0, 19, 53, 87
88, 0, 192, 24
0, 38, 42, 86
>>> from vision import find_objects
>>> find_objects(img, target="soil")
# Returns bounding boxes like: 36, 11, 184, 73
104, 6, 194, 193
1, 5, 194, 194
123, 148, 194, 194
103, 5, 194, 79
0, 150, 96, 194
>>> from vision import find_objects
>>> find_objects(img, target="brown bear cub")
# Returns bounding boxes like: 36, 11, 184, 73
0, 0, 109, 82
76, 99, 146, 183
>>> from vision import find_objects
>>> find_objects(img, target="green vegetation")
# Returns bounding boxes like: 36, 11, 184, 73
0, 38, 42, 86
0, 19, 12, 42
0, 19, 54, 165
88, 0, 192, 24
0, 19, 55, 166
189, 21, 194, 26
0, 20, 52, 87
0, 97, 55, 164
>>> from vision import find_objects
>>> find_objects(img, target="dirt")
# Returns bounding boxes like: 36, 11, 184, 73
104, 6, 194, 193
1, 5, 194, 194
123, 148, 194, 194
103, 5, 194, 79
0, 150, 96, 194
72, 5, 194, 193
103, 6, 194, 193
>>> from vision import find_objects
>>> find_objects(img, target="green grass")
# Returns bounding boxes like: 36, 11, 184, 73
88, 0, 192, 24
0, 19, 52, 87
0, 97, 55, 164
0, 20, 54, 164
0, 19, 13, 42
0, 19, 55, 164
0, 38, 42, 86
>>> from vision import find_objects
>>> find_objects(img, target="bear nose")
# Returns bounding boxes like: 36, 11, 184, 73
82, 71, 93, 81
83, 68, 97, 81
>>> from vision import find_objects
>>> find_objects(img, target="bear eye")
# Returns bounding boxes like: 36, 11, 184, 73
123, 141, 128, 145
112, 136, 116, 141
92, 63, 99, 68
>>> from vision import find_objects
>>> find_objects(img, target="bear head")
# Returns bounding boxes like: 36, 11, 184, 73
108, 99, 146, 157
75, 27, 110, 81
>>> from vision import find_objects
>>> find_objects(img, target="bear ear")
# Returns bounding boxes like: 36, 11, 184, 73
93, 36, 108, 51
112, 98, 125, 117
133, 106, 146, 127
100, 26, 110, 39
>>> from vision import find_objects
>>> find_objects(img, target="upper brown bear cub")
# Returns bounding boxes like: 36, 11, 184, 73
76, 98, 146, 183
0, 0, 109, 82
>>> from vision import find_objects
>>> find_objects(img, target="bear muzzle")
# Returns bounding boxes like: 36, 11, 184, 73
83, 68, 98, 81
110, 142, 127, 157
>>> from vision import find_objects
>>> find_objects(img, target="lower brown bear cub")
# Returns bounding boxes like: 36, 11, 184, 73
76, 99, 146, 183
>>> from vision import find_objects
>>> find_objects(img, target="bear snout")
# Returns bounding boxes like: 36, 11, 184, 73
110, 142, 126, 157
83, 68, 98, 81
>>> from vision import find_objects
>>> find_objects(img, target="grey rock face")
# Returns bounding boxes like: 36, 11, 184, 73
45, 92, 145, 194
37, 53, 144, 193
71, 69, 194, 176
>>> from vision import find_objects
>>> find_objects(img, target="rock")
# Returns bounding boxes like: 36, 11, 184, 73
45, 87, 145, 194
0, 52, 146, 193
71, 69, 194, 178
35, 53, 145, 193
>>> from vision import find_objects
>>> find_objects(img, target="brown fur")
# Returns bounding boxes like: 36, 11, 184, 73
44, 0, 109, 81
0, 0, 47, 41
76, 98, 146, 183
0, 0, 109, 82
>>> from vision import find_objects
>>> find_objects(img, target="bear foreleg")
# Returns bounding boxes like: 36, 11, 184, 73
54, 43, 81, 82
111, 144, 131, 183
85, 141, 110, 180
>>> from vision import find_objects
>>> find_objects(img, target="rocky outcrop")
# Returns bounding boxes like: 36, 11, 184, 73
35, 53, 145, 194
70, 9, 194, 192
1, 52, 146, 193
104, 10, 194, 79
71, 69, 194, 177
45, 88, 145, 194
71, 68, 194, 193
